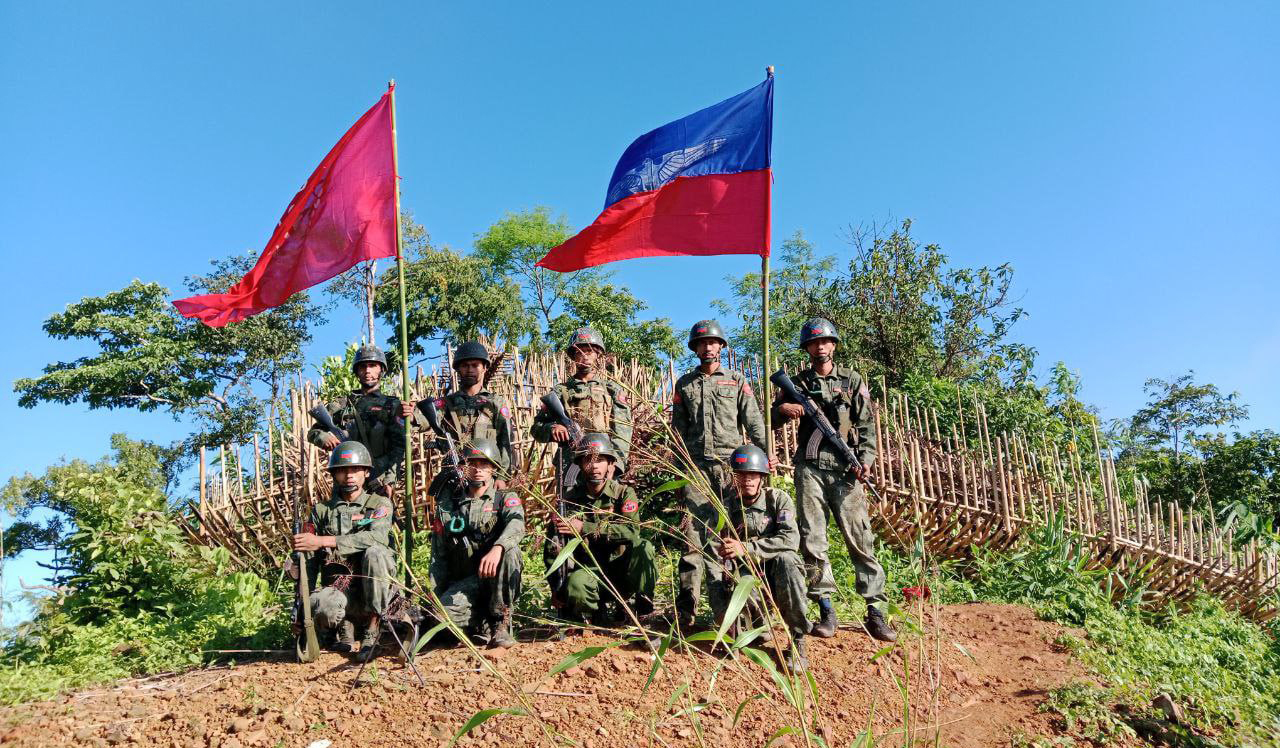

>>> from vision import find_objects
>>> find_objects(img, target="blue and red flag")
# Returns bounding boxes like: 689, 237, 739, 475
536, 77, 773, 272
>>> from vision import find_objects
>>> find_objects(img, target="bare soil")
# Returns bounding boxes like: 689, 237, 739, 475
0, 603, 1087, 747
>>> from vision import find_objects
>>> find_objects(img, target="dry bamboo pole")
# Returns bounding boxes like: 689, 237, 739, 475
198, 447, 208, 538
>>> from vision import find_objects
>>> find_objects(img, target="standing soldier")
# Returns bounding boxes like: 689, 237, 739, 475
428, 439, 524, 649
293, 442, 400, 653
307, 344, 404, 497
531, 326, 633, 487
546, 433, 657, 623
710, 444, 811, 671
770, 318, 895, 642
671, 320, 772, 629
402, 341, 519, 480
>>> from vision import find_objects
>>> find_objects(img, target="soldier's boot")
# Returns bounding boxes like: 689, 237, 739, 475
785, 636, 809, 673
359, 615, 382, 652
811, 598, 838, 639
754, 613, 774, 646
675, 591, 698, 631
489, 610, 516, 650
633, 594, 656, 618
863, 606, 897, 643
331, 620, 357, 654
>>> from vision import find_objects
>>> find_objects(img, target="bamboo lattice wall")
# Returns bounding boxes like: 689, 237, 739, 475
178, 348, 1280, 622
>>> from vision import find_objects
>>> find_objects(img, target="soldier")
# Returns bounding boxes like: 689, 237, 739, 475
546, 433, 657, 624
671, 319, 772, 629
709, 444, 811, 671
428, 439, 524, 649
770, 317, 895, 642
401, 341, 519, 480
531, 326, 633, 485
293, 442, 399, 653
307, 344, 404, 497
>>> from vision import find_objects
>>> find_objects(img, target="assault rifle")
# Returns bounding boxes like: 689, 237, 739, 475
539, 392, 584, 606
420, 398, 464, 491
309, 405, 350, 443
292, 493, 320, 663
770, 369, 883, 502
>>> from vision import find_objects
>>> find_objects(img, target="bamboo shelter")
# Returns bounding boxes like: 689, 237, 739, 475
178, 347, 1280, 623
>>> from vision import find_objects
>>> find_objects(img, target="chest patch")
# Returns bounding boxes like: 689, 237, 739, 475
369, 506, 390, 520
351, 513, 365, 522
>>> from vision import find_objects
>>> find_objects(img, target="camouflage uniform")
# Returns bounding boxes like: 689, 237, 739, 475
707, 486, 810, 638
545, 479, 656, 620
671, 367, 768, 618
771, 365, 885, 604
531, 375, 633, 483
306, 490, 399, 635
428, 482, 525, 635
413, 389, 519, 477
307, 390, 404, 491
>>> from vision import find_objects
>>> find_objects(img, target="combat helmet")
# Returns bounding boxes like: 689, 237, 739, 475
453, 341, 491, 368
328, 441, 373, 470
730, 444, 770, 475
352, 344, 388, 374
576, 432, 619, 462
798, 317, 840, 348
461, 438, 503, 466
687, 319, 728, 351
566, 326, 606, 353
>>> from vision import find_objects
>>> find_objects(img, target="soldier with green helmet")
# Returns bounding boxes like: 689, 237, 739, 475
531, 326, 633, 486
427, 438, 525, 649
672, 319, 772, 629
401, 341, 519, 480
293, 442, 400, 653
710, 444, 812, 671
771, 317, 895, 642
307, 344, 404, 498
545, 433, 657, 623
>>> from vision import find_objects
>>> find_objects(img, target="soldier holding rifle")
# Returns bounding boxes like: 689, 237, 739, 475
307, 344, 404, 498
770, 318, 896, 642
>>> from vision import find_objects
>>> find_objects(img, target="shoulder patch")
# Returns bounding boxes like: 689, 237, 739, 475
778, 510, 791, 523
615, 390, 629, 406
370, 506, 390, 520
672, 392, 682, 405
742, 381, 753, 396
504, 495, 522, 508
500, 405, 511, 418
858, 382, 871, 401
621, 499, 639, 513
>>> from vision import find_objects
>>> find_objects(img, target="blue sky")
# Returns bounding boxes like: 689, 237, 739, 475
2, 2, 1277, 617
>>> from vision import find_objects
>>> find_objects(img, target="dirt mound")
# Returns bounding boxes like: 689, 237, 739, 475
0, 603, 1084, 747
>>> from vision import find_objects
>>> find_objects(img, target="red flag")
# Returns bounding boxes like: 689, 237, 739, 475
174, 87, 398, 326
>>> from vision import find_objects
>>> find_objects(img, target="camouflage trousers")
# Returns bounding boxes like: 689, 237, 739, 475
677, 461, 734, 620
707, 550, 810, 637
562, 540, 657, 620
311, 545, 398, 633
434, 549, 523, 635
794, 462, 886, 603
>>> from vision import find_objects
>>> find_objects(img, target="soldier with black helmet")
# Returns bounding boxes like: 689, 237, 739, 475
545, 433, 657, 624
307, 344, 404, 497
401, 341, 519, 480
531, 326, 633, 486
293, 442, 399, 653
771, 317, 895, 642
427, 438, 525, 649
671, 319, 772, 629
710, 444, 811, 671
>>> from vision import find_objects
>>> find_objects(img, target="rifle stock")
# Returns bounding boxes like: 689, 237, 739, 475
293, 507, 320, 663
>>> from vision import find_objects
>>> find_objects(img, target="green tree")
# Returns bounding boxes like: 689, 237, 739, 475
13, 252, 322, 450
1200, 430, 1280, 526
717, 220, 1027, 386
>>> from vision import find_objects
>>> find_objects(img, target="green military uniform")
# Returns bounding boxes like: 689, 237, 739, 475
428, 482, 525, 636
531, 375, 633, 483
707, 486, 810, 638
545, 478, 657, 620
306, 490, 399, 635
414, 389, 518, 476
771, 365, 885, 604
307, 390, 404, 491
671, 367, 768, 618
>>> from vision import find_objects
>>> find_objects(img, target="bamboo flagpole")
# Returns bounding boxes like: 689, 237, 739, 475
388, 80, 417, 573
761, 65, 775, 470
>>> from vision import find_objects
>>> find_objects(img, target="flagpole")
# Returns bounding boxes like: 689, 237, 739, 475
762, 66, 775, 476
388, 79, 416, 575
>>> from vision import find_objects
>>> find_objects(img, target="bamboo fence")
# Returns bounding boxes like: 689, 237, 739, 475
177, 348, 1280, 622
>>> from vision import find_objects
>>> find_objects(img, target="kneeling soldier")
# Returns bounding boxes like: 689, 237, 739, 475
546, 433, 657, 624
428, 438, 525, 648
293, 442, 398, 653
710, 444, 812, 671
